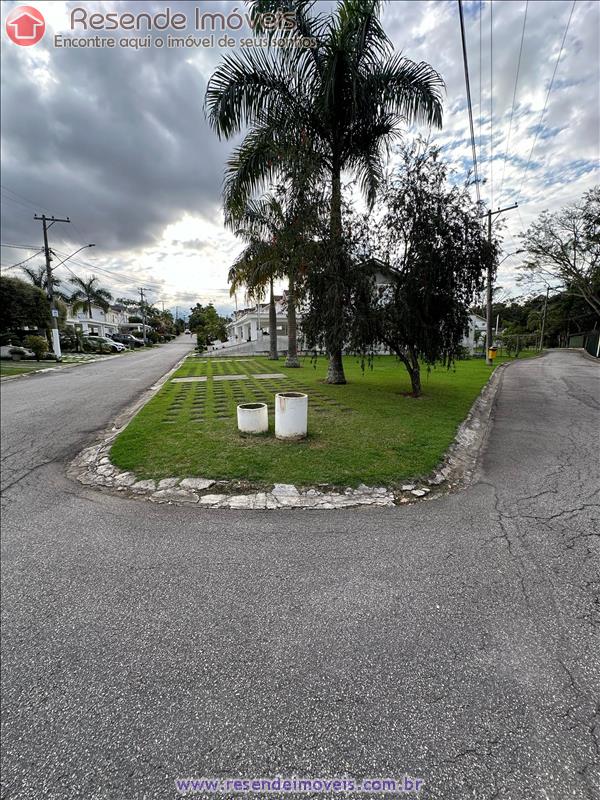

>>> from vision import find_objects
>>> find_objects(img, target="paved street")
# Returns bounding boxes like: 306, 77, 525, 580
1, 348, 598, 800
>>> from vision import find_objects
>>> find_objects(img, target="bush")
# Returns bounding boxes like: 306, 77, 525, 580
25, 335, 49, 361
454, 344, 472, 360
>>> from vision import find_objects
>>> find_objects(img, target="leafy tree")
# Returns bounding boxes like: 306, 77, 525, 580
188, 303, 228, 352
114, 297, 140, 308
68, 275, 113, 317
0, 276, 51, 334
519, 186, 600, 317
363, 145, 491, 396
206, 0, 444, 383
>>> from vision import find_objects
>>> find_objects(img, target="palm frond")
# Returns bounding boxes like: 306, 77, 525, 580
366, 54, 445, 128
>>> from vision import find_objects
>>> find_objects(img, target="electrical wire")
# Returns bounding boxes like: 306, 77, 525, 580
51, 248, 163, 292
498, 1, 529, 205
458, 0, 481, 206
489, 0, 494, 209
516, 0, 577, 202
479, 0, 483, 181
0, 250, 45, 271
1, 242, 42, 250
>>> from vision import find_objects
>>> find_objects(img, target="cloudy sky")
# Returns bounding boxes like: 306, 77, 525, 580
1, 0, 598, 317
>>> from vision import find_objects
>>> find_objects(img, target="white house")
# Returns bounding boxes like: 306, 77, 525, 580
208, 291, 489, 357
208, 294, 302, 355
462, 313, 488, 353
64, 303, 153, 338
65, 303, 128, 337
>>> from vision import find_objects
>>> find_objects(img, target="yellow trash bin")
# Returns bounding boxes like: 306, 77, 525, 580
488, 346, 498, 360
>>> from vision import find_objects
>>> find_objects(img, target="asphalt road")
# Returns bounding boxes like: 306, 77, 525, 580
1, 347, 598, 800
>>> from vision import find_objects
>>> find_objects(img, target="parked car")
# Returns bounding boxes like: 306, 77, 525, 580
84, 335, 126, 353
0, 344, 35, 361
109, 333, 145, 348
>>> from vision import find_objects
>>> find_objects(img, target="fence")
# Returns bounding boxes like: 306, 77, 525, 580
568, 330, 600, 358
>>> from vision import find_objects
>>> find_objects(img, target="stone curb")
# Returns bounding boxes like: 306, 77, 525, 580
67, 358, 521, 510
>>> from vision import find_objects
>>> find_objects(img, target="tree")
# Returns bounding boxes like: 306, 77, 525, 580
24, 335, 49, 361
364, 145, 491, 396
226, 186, 323, 364
206, 0, 444, 383
22, 265, 68, 301
114, 297, 139, 308
188, 303, 228, 351
229, 241, 280, 360
68, 275, 113, 317
0, 276, 51, 334
519, 186, 600, 318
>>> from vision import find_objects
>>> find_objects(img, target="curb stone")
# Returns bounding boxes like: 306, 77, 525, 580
67, 358, 525, 510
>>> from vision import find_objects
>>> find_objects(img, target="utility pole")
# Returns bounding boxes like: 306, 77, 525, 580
483, 203, 518, 365
139, 287, 147, 345
34, 214, 70, 361
539, 286, 550, 351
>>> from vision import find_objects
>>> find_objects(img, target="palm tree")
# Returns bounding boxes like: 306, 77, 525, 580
22, 265, 68, 300
206, 0, 444, 382
227, 188, 322, 366
68, 275, 113, 318
229, 240, 280, 360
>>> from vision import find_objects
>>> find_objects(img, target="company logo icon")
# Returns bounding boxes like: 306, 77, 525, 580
5, 5, 45, 46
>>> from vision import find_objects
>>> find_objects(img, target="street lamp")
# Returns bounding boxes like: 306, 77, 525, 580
50, 243, 96, 271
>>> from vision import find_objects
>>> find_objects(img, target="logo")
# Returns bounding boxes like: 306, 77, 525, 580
5, 5, 45, 46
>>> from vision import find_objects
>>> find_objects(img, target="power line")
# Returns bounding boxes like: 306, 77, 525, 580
51, 247, 163, 291
489, 0, 494, 209
516, 0, 577, 202
1, 242, 42, 250
0, 250, 45, 271
458, 0, 481, 207
0, 184, 54, 215
498, 1, 529, 205
479, 0, 483, 179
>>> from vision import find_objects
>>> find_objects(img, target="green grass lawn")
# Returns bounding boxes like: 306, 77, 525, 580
0, 360, 58, 377
110, 353, 530, 488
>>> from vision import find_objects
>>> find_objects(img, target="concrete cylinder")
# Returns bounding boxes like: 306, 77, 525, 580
237, 402, 268, 434
275, 392, 308, 440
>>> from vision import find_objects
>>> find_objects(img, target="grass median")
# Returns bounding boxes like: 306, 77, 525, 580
109, 353, 532, 487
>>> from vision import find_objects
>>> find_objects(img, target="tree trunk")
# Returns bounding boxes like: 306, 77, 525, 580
268, 278, 278, 360
325, 164, 347, 384
326, 348, 346, 384
407, 365, 422, 397
285, 271, 300, 368
396, 346, 422, 397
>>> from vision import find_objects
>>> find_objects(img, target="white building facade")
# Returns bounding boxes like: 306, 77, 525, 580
65, 303, 152, 338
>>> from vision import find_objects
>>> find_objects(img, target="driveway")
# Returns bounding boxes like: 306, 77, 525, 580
1, 349, 598, 799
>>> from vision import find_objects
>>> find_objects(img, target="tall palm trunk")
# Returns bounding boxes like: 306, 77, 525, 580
326, 164, 347, 384
285, 271, 300, 368
268, 278, 278, 360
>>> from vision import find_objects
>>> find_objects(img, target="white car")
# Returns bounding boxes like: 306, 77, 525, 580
0, 345, 36, 360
